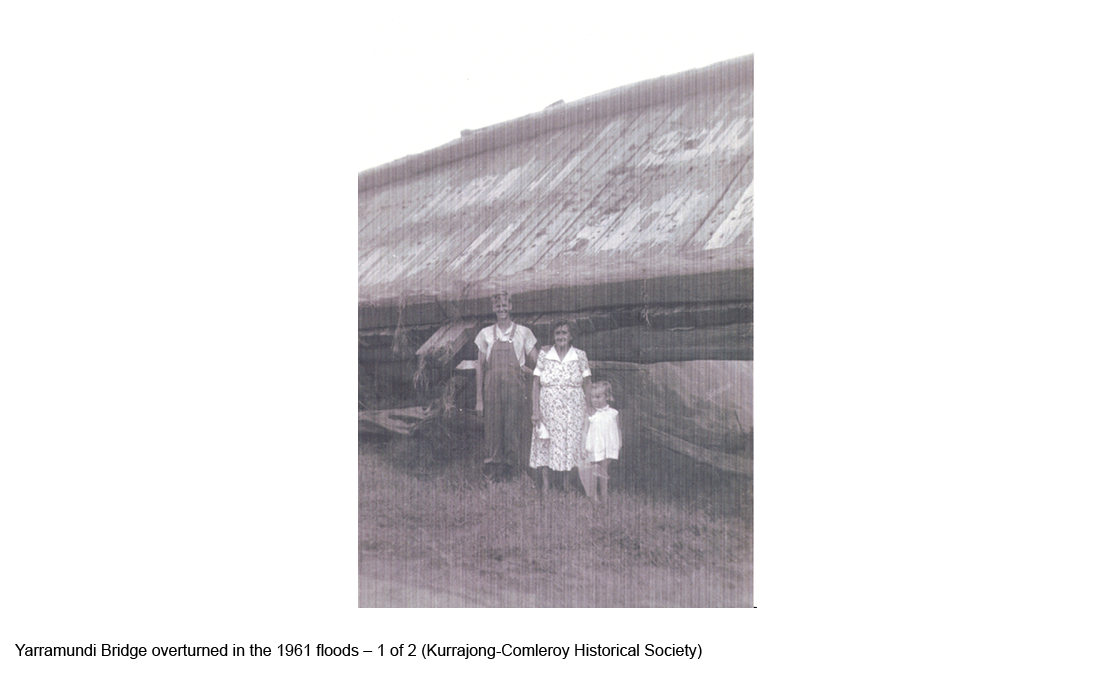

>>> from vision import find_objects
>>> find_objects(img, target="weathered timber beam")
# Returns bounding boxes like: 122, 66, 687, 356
358, 407, 430, 436
453, 323, 752, 365
366, 306, 755, 366
415, 320, 476, 369
645, 427, 751, 475
359, 325, 438, 359
454, 359, 643, 371
357, 328, 398, 349
642, 302, 753, 329
358, 268, 752, 330
360, 300, 753, 354
358, 347, 415, 364
527, 310, 626, 338
574, 323, 752, 363
529, 302, 752, 337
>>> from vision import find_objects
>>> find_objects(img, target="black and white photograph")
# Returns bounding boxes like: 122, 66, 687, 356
358, 56, 753, 607
4, 1, 1114, 670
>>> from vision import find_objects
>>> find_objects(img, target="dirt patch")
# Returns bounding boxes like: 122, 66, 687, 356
359, 558, 747, 608
358, 437, 752, 608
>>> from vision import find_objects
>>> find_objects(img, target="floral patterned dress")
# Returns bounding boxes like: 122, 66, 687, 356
530, 346, 591, 471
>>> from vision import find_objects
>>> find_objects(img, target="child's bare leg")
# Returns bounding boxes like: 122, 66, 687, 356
598, 460, 610, 506
578, 466, 597, 503
538, 467, 550, 502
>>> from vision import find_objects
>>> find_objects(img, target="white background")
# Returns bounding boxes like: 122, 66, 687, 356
3, 1, 1113, 670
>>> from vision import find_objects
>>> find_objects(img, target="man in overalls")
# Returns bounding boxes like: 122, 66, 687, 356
474, 291, 538, 481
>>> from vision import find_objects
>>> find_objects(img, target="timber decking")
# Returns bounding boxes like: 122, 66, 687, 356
358, 56, 753, 310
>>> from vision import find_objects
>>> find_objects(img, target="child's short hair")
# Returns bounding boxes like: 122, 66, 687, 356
591, 380, 615, 403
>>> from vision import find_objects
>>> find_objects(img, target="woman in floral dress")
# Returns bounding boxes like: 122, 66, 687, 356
530, 320, 592, 499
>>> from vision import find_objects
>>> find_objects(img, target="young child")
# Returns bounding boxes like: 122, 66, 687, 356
580, 381, 621, 504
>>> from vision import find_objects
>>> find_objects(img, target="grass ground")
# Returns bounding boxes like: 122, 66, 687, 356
358, 425, 752, 608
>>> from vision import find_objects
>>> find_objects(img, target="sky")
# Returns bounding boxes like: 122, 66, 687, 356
350, 3, 760, 172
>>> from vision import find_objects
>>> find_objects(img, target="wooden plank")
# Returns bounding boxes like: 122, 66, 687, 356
359, 157, 462, 288
524, 303, 750, 342
527, 310, 628, 341
502, 108, 669, 274
668, 90, 753, 250
693, 95, 753, 252
358, 298, 481, 331
357, 328, 397, 349
703, 181, 753, 250
574, 323, 752, 363
362, 244, 750, 308
414, 320, 477, 368
683, 141, 753, 249
362, 303, 752, 356
436, 124, 599, 282
451, 325, 753, 364
359, 325, 438, 359
389, 121, 586, 289
640, 302, 752, 329
358, 406, 430, 436
367, 125, 555, 289
456, 359, 649, 372
359, 346, 416, 364
467, 119, 609, 270
464, 114, 637, 278
645, 427, 751, 475
588, 93, 725, 256
509, 103, 681, 272
426, 120, 592, 290
358, 267, 753, 329
520, 268, 753, 315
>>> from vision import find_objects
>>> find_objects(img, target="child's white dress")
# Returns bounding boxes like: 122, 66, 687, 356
584, 406, 621, 462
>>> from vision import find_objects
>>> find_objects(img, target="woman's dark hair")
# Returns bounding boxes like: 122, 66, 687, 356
551, 319, 574, 340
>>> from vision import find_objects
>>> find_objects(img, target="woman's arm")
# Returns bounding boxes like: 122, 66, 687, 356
523, 345, 538, 378
531, 375, 542, 424
581, 355, 593, 412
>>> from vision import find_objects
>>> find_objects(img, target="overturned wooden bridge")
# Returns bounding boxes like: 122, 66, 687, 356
359, 55, 753, 474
